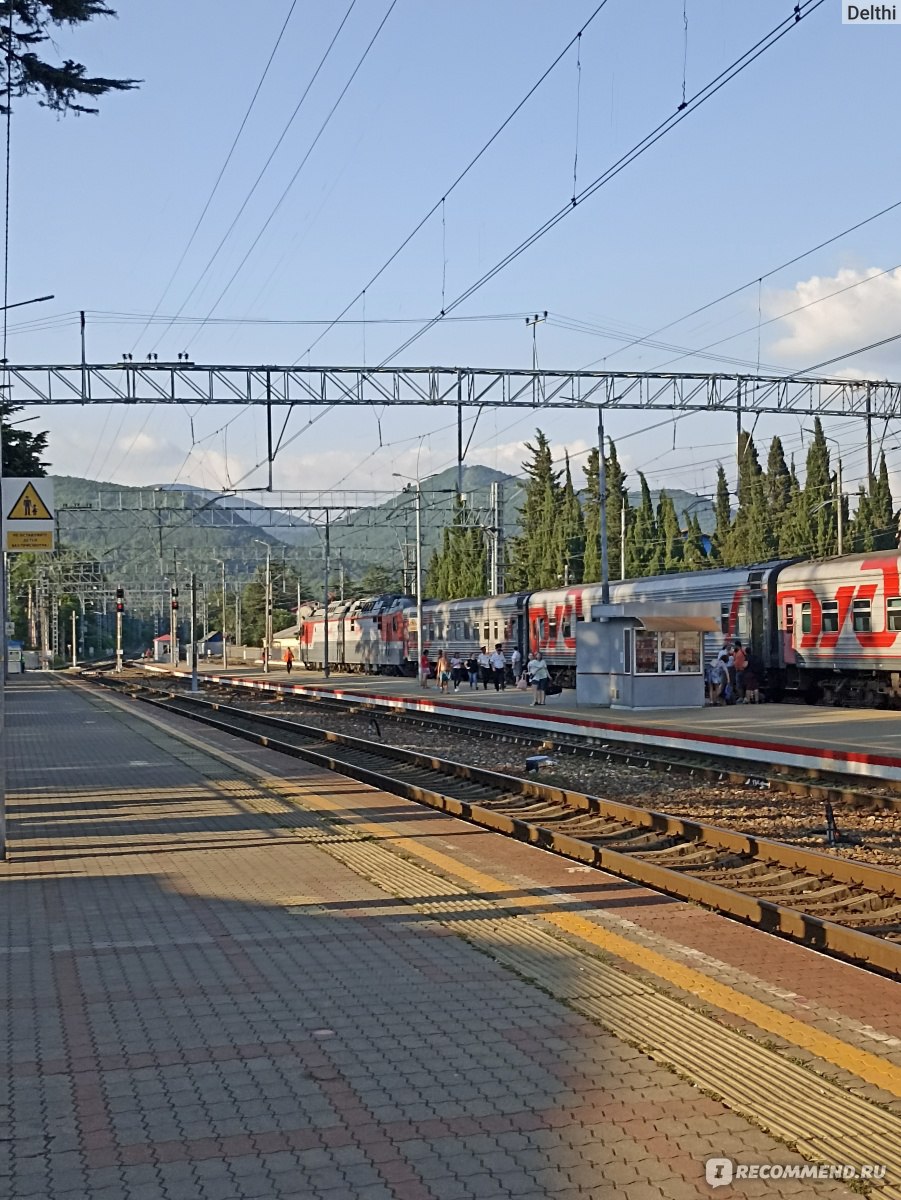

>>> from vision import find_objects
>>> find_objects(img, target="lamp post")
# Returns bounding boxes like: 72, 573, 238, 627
393, 474, 423, 668
253, 541, 272, 674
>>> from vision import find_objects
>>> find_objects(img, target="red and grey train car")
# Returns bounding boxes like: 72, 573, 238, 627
296, 593, 413, 673
289, 550, 901, 706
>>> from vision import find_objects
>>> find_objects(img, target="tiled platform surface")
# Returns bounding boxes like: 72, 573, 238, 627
1, 676, 896, 1200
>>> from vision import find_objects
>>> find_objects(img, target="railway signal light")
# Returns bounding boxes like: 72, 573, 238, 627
171, 586, 179, 613
115, 587, 124, 614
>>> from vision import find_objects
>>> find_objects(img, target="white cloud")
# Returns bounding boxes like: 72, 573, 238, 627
766, 266, 901, 372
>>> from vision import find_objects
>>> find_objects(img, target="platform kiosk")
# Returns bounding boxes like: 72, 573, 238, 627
575, 603, 720, 709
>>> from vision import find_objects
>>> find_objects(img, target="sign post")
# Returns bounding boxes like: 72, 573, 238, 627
0, 477, 55, 862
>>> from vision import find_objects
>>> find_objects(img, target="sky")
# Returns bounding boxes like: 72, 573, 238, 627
7, 0, 901, 510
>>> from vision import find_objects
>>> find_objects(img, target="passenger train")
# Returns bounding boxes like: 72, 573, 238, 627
285, 548, 901, 707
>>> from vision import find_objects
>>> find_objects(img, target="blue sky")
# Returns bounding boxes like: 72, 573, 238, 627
8, 0, 901, 504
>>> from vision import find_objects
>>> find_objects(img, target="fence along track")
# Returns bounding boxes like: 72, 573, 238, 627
96, 681, 901, 977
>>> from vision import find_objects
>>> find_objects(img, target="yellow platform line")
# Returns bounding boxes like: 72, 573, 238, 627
291, 782, 901, 1099
83, 687, 901, 1101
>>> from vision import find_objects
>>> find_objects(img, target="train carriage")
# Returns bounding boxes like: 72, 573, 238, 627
776, 549, 901, 705
298, 594, 414, 673
526, 562, 789, 684
417, 593, 529, 665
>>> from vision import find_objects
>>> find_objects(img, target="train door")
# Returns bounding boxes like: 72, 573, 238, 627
335, 616, 346, 667
749, 596, 764, 665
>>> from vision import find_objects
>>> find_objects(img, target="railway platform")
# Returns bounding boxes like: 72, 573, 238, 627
2, 674, 900, 1200
169, 661, 901, 784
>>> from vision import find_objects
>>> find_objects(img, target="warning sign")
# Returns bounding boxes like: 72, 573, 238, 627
7, 481, 52, 521
1, 477, 55, 553
7, 531, 53, 550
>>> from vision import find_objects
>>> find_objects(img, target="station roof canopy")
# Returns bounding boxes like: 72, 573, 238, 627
634, 614, 720, 633
588, 602, 720, 633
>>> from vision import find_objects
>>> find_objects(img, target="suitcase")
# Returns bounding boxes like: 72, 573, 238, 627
545, 683, 562, 697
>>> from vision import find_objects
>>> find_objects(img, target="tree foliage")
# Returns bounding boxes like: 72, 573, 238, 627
2, 1, 138, 114
1, 399, 47, 474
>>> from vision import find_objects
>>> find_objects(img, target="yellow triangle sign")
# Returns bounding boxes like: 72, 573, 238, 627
7, 482, 52, 521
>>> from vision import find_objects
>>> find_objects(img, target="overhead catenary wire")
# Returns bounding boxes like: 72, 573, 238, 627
182, 0, 399, 353
380, 1, 825, 367
129, 0, 301, 355
583, 194, 901, 370
147, 0, 361, 357
292, 0, 615, 368
285, 1, 825, 504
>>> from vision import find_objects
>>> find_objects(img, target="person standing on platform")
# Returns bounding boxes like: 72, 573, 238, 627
436, 650, 451, 694
449, 653, 464, 692
511, 647, 522, 682
490, 644, 506, 691
527, 651, 550, 706
466, 652, 480, 689
477, 647, 492, 690
732, 640, 748, 703
419, 650, 430, 688
283, 647, 295, 674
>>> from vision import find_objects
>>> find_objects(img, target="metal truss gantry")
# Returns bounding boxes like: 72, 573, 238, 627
7, 363, 901, 419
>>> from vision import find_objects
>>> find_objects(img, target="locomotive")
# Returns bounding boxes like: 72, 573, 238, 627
287, 548, 901, 707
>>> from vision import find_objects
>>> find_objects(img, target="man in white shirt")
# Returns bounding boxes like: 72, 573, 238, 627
477, 647, 491, 690
489, 644, 506, 691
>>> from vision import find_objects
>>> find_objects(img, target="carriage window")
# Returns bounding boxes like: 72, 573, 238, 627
888, 598, 901, 632
853, 599, 872, 633
548, 616, 557, 640
493, 622, 500, 642
720, 603, 730, 635
483, 621, 490, 642
561, 615, 572, 639
821, 601, 838, 633
800, 602, 812, 635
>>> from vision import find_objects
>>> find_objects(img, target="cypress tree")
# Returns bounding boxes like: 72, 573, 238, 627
583, 440, 629, 582
765, 436, 791, 520
797, 418, 836, 557
658, 492, 683, 572
506, 430, 562, 589
558, 455, 585, 585
682, 513, 707, 570
849, 487, 875, 553
711, 465, 732, 563
626, 473, 658, 577
871, 453, 897, 550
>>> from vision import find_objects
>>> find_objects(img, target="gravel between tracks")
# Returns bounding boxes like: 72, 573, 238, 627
170, 678, 901, 870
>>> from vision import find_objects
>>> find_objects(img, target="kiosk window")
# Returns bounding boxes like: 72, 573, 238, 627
660, 631, 677, 673
822, 601, 838, 633
853, 599, 872, 633
676, 632, 701, 673
634, 631, 658, 674
888, 598, 901, 632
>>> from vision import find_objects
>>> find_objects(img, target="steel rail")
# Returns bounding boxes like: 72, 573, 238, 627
99, 679, 901, 977
139, 667, 901, 811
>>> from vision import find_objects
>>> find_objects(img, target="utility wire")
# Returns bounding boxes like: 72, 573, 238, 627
293, 0, 614, 366
297, 2, 822, 503
382, 1, 825, 366
586, 195, 901, 370
182, 0, 398, 352
148, 0, 360, 355
130, 0, 300, 354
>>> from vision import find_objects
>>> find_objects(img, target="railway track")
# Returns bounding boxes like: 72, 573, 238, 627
90, 675, 901, 977
140, 666, 901, 812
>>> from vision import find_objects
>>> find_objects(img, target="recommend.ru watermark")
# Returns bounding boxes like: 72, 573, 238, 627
705, 1158, 888, 1188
